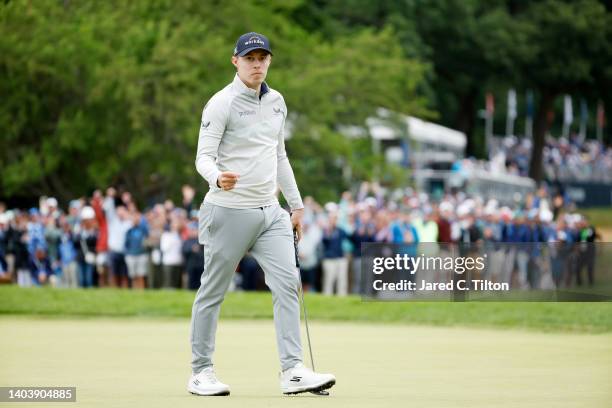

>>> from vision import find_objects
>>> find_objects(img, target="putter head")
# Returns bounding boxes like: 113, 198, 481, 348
310, 390, 330, 396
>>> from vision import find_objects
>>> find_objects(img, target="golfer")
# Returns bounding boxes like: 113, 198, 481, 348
188, 32, 336, 396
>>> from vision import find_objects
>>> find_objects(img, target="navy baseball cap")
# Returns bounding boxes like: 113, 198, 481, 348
233, 32, 273, 57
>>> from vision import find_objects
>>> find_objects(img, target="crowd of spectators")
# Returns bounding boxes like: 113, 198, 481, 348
0, 186, 203, 290
488, 134, 612, 182
0, 181, 602, 295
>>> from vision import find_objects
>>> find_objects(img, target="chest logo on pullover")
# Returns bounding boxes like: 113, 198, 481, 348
239, 110, 256, 117
273, 107, 283, 116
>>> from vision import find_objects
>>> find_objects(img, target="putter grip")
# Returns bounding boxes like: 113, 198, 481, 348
293, 229, 300, 268
291, 213, 300, 268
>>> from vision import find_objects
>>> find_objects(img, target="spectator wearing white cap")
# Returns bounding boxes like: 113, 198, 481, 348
45, 197, 60, 219
76, 206, 98, 288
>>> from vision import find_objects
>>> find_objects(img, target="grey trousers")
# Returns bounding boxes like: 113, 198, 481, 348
190, 202, 302, 373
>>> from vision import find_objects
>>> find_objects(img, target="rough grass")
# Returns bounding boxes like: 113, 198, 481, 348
1, 286, 611, 333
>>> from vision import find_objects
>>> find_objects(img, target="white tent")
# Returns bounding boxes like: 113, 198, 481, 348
405, 116, 466, 151
366, 109, 467, 152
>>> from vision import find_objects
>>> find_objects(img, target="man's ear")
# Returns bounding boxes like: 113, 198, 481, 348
231, 56, 238, 68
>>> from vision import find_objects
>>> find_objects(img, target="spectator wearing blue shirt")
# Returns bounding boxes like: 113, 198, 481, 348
349, 210, 376, 295
321, 213, 348, 296
59, 222, 78, 288
514, 215, 532, 289
30, 246, 54, 286
390, 211, 420, 260
26, 208, 46, 256
501, 215, 522, 286
125, 212, 149, 289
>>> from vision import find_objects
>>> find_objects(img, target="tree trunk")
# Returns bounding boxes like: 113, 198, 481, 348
529, 89, 556, 183
455, 89, 478, 157
47, 171, 73, 203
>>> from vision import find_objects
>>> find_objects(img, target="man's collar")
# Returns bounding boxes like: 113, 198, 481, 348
260, 82, 269, 98
232, 73, 270, 99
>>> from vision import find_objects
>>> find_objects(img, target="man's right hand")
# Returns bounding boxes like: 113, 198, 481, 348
217, 172, 240, 191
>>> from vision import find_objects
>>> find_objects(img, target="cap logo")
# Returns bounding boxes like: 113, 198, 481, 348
244, 36, 265, 46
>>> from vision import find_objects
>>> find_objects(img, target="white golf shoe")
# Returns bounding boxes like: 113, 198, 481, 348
280, 363, 336, 395
187, 367, 230, 396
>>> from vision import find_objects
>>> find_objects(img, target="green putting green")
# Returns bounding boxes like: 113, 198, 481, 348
1, 317, 610, 407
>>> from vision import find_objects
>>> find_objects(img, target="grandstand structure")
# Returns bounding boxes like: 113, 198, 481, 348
363, 109, 536, 205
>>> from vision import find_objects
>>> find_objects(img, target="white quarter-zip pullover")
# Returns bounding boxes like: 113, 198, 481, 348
196, 74, 304, 210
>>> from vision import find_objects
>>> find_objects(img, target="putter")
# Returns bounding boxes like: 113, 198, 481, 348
293, 228, 330, 396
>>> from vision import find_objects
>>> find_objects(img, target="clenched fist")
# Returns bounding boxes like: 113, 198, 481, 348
216, 171, 240, 191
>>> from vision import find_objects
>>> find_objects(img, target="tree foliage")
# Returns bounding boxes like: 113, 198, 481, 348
0, 0, 429, 204
1, 0, 610, 204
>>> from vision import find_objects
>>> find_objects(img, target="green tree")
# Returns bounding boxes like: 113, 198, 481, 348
517, 0, 610, 182
0, 0, 431, 204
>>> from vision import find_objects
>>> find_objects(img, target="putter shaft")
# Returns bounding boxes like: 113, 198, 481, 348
293, 229, 316, 372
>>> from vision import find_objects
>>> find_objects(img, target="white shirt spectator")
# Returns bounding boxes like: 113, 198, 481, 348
160, 230, 183, 266
298, 224, 322, 270
104, 197, 132, 253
